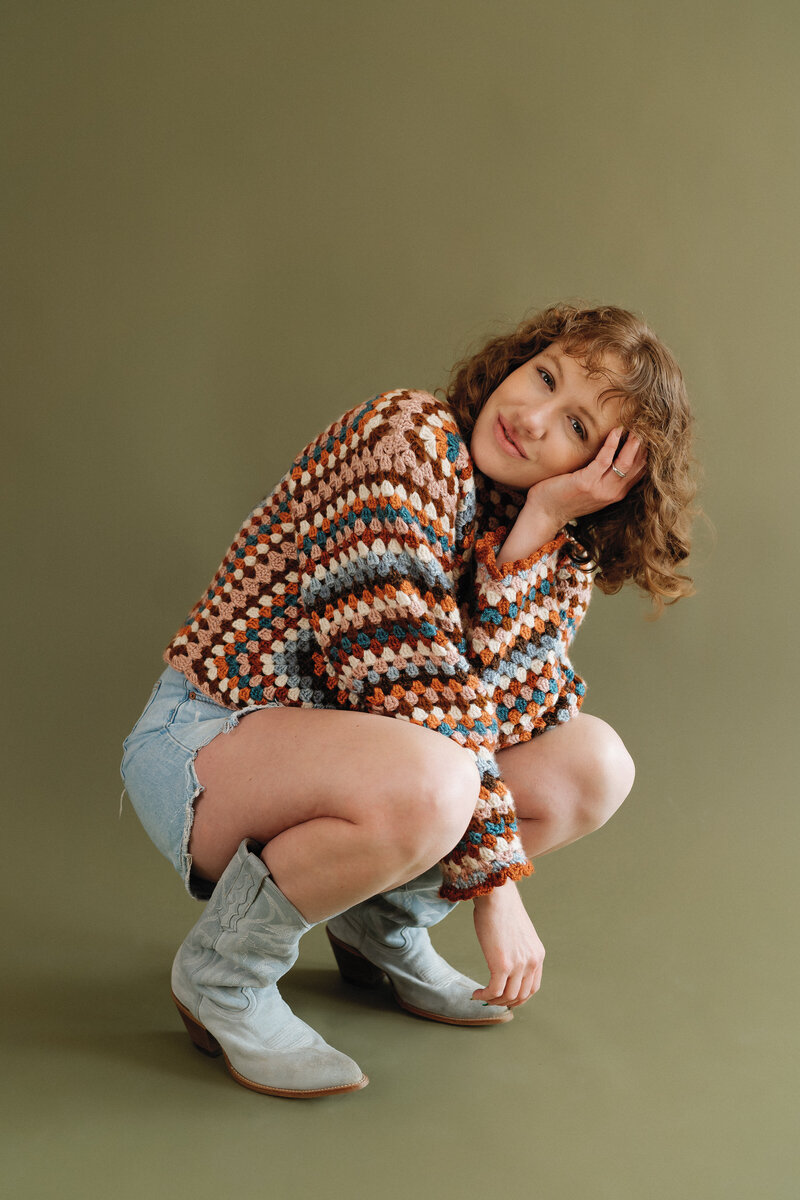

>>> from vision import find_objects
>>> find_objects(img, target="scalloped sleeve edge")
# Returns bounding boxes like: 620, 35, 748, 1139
475, 527, 568, 582
438, 858, 535, 902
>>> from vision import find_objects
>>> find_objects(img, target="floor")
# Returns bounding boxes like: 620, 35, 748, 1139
7, 712, 797, 1199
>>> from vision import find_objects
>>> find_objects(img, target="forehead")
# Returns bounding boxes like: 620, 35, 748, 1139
540, 340, 625, 382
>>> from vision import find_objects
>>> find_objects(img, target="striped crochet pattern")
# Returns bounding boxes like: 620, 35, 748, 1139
165, 390, 591, 900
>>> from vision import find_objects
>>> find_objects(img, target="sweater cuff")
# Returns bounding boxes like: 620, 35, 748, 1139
475, 527, 568, 582
438, 858, 534, 902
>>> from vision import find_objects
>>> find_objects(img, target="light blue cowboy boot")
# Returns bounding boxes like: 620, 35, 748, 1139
171, 839, 368, 1098
326, 867, 512, 1025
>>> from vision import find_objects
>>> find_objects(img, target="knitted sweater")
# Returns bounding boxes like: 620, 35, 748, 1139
164, 390, 592, 900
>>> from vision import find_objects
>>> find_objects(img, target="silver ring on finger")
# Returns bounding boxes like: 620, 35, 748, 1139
611, 465, 627, 478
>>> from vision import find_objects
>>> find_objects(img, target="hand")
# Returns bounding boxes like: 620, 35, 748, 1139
526, 427, 647, 529
472, 880, 545, 1008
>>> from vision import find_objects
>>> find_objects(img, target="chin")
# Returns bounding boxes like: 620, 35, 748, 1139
473, 434, 529, 490
481, 464, 527, 492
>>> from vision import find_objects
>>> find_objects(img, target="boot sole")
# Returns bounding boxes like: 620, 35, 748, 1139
171, 992, 369, 1098
325, 927, 513, 1026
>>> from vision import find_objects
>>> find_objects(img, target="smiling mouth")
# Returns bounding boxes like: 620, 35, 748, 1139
496, 416, 525, 458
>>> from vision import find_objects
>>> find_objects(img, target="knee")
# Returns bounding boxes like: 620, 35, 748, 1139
575, 719, 635, 834
377, 737, 480, 871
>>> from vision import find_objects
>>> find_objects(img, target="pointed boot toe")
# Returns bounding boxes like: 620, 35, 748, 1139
223, 1045, 369, 1098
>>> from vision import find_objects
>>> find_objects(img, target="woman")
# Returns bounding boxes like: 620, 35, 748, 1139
120, 302, 695, 1098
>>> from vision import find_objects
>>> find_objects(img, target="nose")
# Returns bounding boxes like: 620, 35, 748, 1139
517, 401, 551, 440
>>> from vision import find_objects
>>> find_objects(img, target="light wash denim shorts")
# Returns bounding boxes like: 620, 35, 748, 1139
120, 664, 273, 899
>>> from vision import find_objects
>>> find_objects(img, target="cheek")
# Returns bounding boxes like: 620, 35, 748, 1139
470, 416, 493, 469
553, 433, 585, 468
479, 409, 500, 448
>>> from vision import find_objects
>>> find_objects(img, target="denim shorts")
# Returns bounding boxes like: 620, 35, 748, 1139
120, 664, 275, 899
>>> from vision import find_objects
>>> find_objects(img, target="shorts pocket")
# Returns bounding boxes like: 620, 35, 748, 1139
164, 688, 234, 754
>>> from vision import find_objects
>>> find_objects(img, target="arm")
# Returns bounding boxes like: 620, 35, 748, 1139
466, 431, 647, 1002
462, 521, 590, 1007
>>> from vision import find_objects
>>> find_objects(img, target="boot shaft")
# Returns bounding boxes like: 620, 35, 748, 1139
337, 865, 458, 950
175, 840, 313, 992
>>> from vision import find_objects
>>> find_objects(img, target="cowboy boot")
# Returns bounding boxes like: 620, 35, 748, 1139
326, 866, 512, 1025
171, 838, 368, 1097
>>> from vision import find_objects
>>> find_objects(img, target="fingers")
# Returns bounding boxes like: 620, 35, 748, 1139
512, 964, 541, 1008
593, 426, 625, 474
473, 967, 523, 1007
472, 959, 544, 1008
595, 428, 646, 474
598, 429, 647, 496
612, 431, 645, 476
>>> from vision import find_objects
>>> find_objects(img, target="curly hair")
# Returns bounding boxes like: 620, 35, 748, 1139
441, 303, 698, 613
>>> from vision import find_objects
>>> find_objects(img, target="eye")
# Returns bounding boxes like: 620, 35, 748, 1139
538, 368, 555, 391
569, 417, 587, 440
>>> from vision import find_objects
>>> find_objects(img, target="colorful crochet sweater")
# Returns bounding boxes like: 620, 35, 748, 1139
164, 390, 592, 900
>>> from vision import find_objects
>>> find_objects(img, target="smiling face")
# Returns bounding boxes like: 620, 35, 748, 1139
470, 341, 625, 490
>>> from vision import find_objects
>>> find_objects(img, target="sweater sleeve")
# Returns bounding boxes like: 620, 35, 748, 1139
294, 391, 533, 901
469, 527, 592, 746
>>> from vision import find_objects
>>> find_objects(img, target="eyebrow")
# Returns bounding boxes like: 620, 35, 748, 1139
540, 352, 602, 439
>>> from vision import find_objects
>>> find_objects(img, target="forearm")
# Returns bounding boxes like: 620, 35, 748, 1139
495, 501, 562, 567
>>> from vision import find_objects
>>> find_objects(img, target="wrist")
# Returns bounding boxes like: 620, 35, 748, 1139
473, 879, 515, 907
523, 488, 568, 532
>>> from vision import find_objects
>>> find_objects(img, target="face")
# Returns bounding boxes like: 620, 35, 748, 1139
470, 341, 624, 489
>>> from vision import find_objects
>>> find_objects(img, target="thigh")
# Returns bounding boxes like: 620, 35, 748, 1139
190, 703, 478, 874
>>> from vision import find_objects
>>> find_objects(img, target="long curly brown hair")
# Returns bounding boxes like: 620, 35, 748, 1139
441, 303, 698, 613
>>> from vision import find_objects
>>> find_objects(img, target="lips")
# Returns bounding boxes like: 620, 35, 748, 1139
495, 416, 525, 458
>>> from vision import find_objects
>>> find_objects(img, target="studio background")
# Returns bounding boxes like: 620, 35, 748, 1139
3, 2, 798, 1197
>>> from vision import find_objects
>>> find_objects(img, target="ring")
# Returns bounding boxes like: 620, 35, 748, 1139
611, 465, 627, 479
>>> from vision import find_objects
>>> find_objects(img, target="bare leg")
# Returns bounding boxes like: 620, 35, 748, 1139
189, 708, 480, 922
496, 712, 635, 858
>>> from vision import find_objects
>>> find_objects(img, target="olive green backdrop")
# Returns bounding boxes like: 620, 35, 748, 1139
4, 2, 798, 1197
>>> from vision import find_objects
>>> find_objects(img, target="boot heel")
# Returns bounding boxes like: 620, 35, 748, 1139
172, 993, 222, 1057
326, 927, 384, 988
